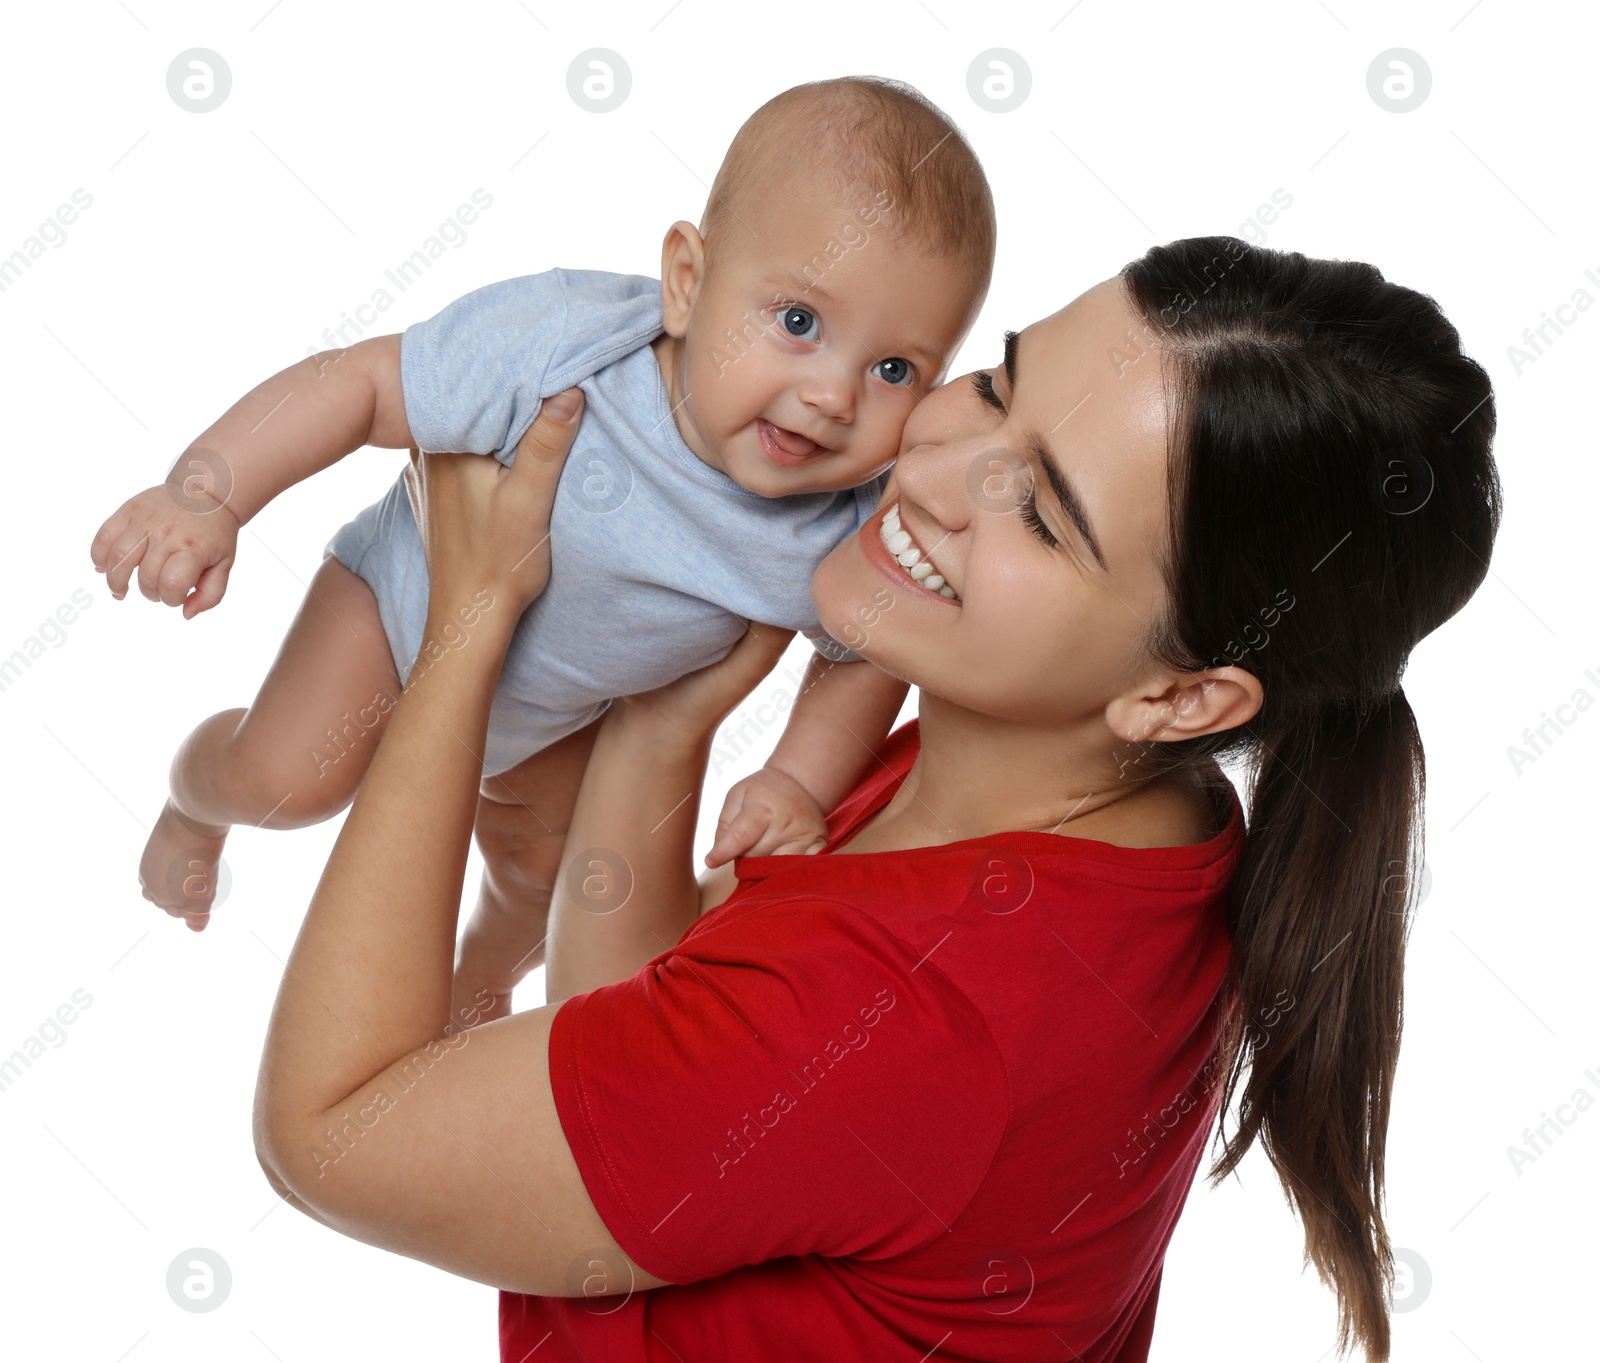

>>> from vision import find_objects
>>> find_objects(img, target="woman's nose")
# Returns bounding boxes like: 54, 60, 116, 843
892, 437, 979, 533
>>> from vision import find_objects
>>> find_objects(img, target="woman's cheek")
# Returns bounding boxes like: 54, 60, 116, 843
881, 391, 930, 467
899, 379, 968, 450
810, 540, 863, 644
810, 542, 905, 660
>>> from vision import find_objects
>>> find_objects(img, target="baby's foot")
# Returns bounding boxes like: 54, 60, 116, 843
139, 801, 230, 932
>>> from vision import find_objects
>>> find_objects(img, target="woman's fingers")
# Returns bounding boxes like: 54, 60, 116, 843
402, 449, 422, 528
509, 388, 585, 471
614, 622, 795, 746
672, 622, 796, 733
479, 388, 587, 608
401, 388, 585, 614
723, 621, 796, 680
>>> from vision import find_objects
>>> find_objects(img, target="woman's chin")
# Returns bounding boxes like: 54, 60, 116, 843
810, 543, 871, 656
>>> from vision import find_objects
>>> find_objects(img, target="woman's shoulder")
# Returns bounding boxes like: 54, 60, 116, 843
1061, 761, 1237, 851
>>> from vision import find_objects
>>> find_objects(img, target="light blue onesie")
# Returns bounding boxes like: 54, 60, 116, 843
324, 268, 884, 778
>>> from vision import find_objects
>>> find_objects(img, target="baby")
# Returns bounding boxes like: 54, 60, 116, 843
89, 76, 995, 1006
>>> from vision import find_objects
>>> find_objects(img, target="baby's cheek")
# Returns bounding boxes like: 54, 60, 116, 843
847, 405, 911, 472
684, 357, 739, 425
837, 445, 897, 488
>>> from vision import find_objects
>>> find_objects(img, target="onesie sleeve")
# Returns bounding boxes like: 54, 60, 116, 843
547, 895, 1009, 1284
399, 271, 571, 464
399, 269, 662, 466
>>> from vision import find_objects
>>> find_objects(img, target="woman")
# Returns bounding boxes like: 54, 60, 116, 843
253, 238, 1500, 1362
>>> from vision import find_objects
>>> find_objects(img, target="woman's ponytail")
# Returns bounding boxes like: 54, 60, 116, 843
1211, 690, 1424, 1361
1121, 239, 1501, 1360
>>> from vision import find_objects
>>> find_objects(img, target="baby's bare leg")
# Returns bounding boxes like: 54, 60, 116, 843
450, 715, 606, 1029
140, 555, 402, 930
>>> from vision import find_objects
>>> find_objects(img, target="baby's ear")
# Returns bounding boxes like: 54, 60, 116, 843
659, 220, 706, 337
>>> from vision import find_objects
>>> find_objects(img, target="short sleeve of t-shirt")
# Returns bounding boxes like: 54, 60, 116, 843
400, 268, 662, 464
548, 895, 1009, 1284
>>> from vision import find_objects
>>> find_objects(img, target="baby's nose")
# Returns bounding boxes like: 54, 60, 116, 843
798, 371, 856, 421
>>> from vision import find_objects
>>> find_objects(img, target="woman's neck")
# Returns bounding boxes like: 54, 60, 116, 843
837, 690, 1218, 854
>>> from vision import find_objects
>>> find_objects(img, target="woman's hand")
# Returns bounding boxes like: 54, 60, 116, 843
613, 622, 797, 751
403, 388, 585, 617
544, 622, 797, 1003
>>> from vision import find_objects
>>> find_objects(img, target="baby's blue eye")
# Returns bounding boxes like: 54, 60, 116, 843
873, 357, 913, 386
781, 306, 819, 339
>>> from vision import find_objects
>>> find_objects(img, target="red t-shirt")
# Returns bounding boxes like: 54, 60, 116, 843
504, 720, 1244, 1361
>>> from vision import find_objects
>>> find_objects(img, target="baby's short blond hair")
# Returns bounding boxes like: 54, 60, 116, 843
702, 76, 996, 290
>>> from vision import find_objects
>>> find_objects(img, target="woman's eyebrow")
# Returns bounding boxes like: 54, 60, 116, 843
1027, 432, 1106, 570
1008, 328, 1107, 571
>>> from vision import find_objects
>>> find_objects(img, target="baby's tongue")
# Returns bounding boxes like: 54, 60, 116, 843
766, 420, 819, 459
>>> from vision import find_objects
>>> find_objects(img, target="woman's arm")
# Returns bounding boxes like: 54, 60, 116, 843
543, 625, 795, 1006
252, 392, 676, 1295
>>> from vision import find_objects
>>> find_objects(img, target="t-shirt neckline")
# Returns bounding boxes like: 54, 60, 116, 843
733, 719, 1245, 881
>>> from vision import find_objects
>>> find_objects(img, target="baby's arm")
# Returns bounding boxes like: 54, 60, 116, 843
705, 654, 909, 866
88, 335, 410, 615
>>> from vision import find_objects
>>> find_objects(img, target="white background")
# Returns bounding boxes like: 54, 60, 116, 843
0, 1, 1593, 1358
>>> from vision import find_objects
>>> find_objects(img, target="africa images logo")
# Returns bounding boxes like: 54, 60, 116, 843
711, 988, 897, 1178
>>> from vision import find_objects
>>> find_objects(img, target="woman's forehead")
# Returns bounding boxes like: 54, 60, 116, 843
1008, 281, 1166, 434
1007, 279, 1173, 567
1012, 280, 1133, 382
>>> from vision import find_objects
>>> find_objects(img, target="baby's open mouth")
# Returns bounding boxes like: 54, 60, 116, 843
881, 503, 957, 599
758, 417, 822, 463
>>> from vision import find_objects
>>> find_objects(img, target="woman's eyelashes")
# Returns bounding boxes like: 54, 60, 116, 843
1019, 483, 1059, 548
969, 369, 1063, 551
971, 369, 1006, 413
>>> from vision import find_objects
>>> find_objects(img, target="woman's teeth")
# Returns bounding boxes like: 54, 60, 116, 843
880, 504, 957, 599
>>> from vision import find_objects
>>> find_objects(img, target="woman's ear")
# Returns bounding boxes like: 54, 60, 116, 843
659, 220, 707, 338
1105, 666, 1264, 747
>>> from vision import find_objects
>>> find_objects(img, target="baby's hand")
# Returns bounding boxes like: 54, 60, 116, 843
706, 768, 829, 867
90, 482, 240, 618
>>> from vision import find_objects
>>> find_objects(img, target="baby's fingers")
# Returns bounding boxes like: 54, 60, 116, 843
183, 561, 232, 619
154, 549, 203, 608
89, 509, 130, 573
743, 812, 830, 857
136, 541, 183, 603
763, 831, 831, 857
103, 527, 153, 600
705, 807, 769, 868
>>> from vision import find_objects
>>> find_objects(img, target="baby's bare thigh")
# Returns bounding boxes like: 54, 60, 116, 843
474, 715, 607, 882
230, 555, 401, 822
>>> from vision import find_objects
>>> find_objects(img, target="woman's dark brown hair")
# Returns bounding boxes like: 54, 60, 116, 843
1122, 238, 1501, 1360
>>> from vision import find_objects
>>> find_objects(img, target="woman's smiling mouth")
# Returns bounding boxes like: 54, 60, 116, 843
868, 501, 959, 601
